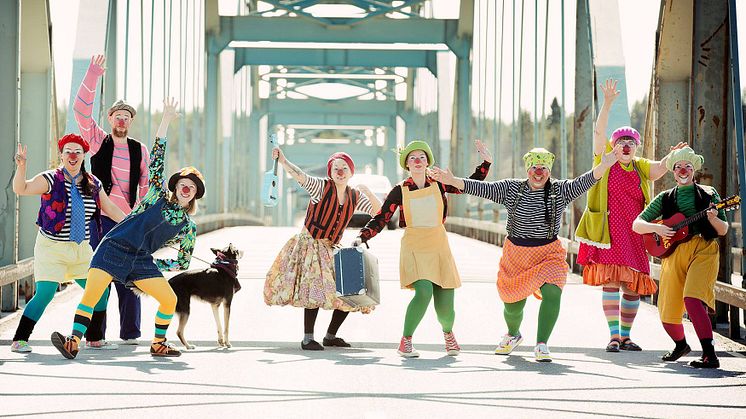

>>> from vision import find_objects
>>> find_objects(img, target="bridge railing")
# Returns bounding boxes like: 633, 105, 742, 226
0, 213, 263, 314
446, 213, 746, 339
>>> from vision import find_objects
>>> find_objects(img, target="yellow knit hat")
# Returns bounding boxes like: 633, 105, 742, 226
523, 148, 555, 171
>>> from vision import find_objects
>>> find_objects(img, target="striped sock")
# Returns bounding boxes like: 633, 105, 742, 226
154, 310, 174, 341
602, 287, 620, 341
620, 293, 641, 340
72, 303, 95, 343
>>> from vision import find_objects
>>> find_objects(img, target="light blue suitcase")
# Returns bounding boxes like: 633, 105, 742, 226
333, 247, 380, 307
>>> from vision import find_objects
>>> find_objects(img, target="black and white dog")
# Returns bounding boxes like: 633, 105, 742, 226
168, 243, 243, 349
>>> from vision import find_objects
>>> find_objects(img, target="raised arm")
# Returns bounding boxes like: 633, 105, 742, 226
74, 55, 108, 154
12, 143, 50, 196
356, 184, 382, 216
648, 142, 688, 181
274, 147, 307, 185
98, 190, 126, 222
594, 79, 620, 156
138, 100, 178, 208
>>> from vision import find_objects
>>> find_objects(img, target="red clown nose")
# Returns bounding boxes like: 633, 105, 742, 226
622, 145, 631, 154
181, 185, 192, 194
534, 167, 545, 176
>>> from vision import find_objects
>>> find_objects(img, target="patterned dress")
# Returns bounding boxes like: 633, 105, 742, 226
577, 162, 656, 294
264, 176, 373, 312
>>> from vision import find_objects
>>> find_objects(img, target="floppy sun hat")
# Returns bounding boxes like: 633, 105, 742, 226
168, 166, 206, 199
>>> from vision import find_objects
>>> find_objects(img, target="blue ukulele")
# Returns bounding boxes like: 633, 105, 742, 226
261, 134, 279, 207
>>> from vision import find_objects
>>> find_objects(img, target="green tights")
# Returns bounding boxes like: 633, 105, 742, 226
402, 280, 455, 336
503, 283, 562, 344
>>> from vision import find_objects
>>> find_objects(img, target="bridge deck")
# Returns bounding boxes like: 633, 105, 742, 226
1, 226, 745, 418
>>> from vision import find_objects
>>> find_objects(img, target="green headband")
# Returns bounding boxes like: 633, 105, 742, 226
523, 147, 555, 171
665, 146, 704, 171
399, 140, 434, 170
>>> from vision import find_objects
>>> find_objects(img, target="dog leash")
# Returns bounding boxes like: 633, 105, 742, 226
167, 245, 213, 265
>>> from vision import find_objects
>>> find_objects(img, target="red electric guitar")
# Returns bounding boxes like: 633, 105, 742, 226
643, 194, 740, 258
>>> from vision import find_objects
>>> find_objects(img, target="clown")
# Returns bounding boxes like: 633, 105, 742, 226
10, 135, 125, 353
575, 78, 686, 353
264, 147, 381, 350
52, 98, 204, 359
632, 146, 729, 368
74, 54, 151, 347
432, 146, 619, 362
354, 140, 492, 358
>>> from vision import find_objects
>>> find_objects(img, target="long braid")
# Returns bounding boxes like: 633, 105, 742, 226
543, 180, 552, 227
79, 161, 95, 197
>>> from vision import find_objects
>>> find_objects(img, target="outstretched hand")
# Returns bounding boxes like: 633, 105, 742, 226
89, 55, 106, 76
475, 139, 493, 164
162, 97, 180, 121
600, 79, 620, 104
15, 143, 27, 168
603, 144, 623, 168
430, 166, 456, 185
272, 147, 286, 164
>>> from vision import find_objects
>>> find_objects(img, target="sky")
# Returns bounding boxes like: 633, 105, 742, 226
48, 0, 744, 123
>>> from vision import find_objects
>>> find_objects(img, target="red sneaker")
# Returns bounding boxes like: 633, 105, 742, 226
397, 336, 419, 358
444, 331, 461, 356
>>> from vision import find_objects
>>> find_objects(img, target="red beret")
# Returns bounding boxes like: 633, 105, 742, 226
57, 134, 90, 153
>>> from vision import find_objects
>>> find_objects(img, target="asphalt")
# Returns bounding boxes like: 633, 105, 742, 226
1, 226, 745, 418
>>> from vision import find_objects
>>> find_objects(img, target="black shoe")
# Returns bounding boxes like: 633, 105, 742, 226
620, 338, 642, 351
51, 332, 79, 360
662, 343, 691, 361
323, 337, 351, 347
689, 354, 720, 369
301, 340, 324, 351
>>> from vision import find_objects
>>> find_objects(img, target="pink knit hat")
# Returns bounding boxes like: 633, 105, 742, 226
611, 126, 641, 145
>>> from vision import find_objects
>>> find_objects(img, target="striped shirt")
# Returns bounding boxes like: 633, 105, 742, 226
302, 176, 373, 214
463, 170, 597, 239
40, 170, 99, 242
74, 67, 149, 216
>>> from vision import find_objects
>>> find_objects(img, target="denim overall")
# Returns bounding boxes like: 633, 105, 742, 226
90, 197, 186, 286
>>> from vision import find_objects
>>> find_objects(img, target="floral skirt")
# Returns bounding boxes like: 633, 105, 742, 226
263, 230, 371, 313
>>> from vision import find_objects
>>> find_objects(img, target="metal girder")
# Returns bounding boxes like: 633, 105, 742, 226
0, 0, 19, 311
256, 0, 424, 26
448, 0, 474, 217
19, 0, 53, 262
233, 47, 437, 75
571, 0, 594, 239
649, 0, 693, 193
204, 50, 220, 213
691, 0, 733, 326
266, 96, 399, 115
212, 15, 457, 53
271, 112, 395, 127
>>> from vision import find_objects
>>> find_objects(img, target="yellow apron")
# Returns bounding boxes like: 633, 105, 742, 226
399, 182, 461, 289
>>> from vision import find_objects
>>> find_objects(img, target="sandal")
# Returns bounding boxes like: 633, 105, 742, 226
620, 338, 642, 351
605, 339, 621, 353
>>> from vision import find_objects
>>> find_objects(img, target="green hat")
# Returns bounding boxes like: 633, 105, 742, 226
399, 140, 434, 170
523, 147, 555, 171
665, 146, 704, 171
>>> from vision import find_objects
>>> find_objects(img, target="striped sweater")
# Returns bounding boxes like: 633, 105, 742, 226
462, 170, 598, 239
74, 64, 149, 216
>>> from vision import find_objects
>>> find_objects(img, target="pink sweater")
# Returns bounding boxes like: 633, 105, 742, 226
74, 63, 149, 216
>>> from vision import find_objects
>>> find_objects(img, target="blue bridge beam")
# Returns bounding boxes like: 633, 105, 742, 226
234, 48, 438, 75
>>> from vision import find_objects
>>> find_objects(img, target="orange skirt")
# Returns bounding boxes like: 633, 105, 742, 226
582, 263, 657, 295
497, 239, 569, 303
